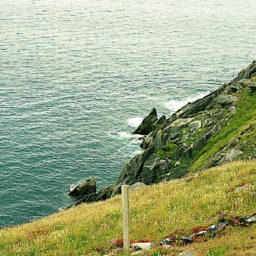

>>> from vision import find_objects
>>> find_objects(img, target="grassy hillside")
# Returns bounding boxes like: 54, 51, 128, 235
0, 161, 255, 255
191, 88, 256, 171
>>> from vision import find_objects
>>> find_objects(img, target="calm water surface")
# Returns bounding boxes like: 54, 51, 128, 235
0, 0, 255, 227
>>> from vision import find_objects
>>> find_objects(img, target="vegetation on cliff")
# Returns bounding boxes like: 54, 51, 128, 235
76, 61, 256, 204
0, 161, 255, 255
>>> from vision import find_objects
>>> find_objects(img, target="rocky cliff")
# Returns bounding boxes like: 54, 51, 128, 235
72, 61, 256, 206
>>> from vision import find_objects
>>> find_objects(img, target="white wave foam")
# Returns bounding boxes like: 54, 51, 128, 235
164, 92, 209, 113
131, 149, 143, 157
127, 117, 143, 128
118, 131, 143, 140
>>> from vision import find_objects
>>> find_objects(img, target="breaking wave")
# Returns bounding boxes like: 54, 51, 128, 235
164, 92, 210, 113
127, 117, 143, 128
118, 131, 144, 140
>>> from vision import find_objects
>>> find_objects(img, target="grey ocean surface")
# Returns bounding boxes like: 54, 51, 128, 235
0, 0, 255, 227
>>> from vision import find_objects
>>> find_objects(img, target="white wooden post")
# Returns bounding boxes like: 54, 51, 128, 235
121, 185, 130, 250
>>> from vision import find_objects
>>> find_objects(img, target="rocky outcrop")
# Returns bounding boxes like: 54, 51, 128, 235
231, 60, 256, 84
69, 61, 256, 207
68, 177, 96, 198
216, 95, 238, 106
133, 108, 158, 135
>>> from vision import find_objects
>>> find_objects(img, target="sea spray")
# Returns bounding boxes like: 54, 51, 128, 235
164, 92, 210, 113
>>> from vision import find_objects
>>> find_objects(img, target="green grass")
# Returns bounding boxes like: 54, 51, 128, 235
0, 161, 255, 256
156, 141, 177, 159
191, 90, 256, 171
206, 246, 230, 256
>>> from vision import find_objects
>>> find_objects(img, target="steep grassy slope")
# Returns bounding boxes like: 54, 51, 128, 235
191, 88, 256, 171
0, 161, 255, 255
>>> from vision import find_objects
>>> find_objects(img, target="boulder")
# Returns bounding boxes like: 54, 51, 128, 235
189, 120, 202, 131
68, 177, 96, 197
237, 79, 252, 86
172, 118, 194, 128
131, 242, 153, 251
225, 149, 243, 162
217, 95, 238, 106
133, 108, 158, 135
130, 182, 146, 190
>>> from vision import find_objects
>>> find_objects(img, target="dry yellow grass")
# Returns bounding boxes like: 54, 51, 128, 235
0, 161, 255, 256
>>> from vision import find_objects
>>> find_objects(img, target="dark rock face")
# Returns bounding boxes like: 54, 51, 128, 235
153, 115, 168, 130
69, 61, 256, 208
133, 108, 158, 135
68, 177, 96, 198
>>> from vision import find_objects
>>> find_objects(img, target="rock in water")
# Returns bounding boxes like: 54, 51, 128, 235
68, 177, 96, 197
133, 108, 158, 135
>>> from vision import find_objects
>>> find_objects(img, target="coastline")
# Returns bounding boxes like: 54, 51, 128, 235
67, 61, 256, 208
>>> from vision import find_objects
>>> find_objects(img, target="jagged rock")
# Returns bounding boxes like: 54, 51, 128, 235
217, 95, 238, 106
68, 177, 96, 197
133, 108, 158, 135
225, 149, 243, 162
118, 146, 154, 185
153, 115, 168, 130
176, 89, 222, 118
153, 130, 167, 151
140, 155, 158, 184
189, 120, 201, 131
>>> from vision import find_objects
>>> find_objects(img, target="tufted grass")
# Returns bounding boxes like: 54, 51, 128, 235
0, 161, 255, 255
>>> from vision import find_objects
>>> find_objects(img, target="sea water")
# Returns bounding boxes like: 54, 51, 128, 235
0, 0, 255, 227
